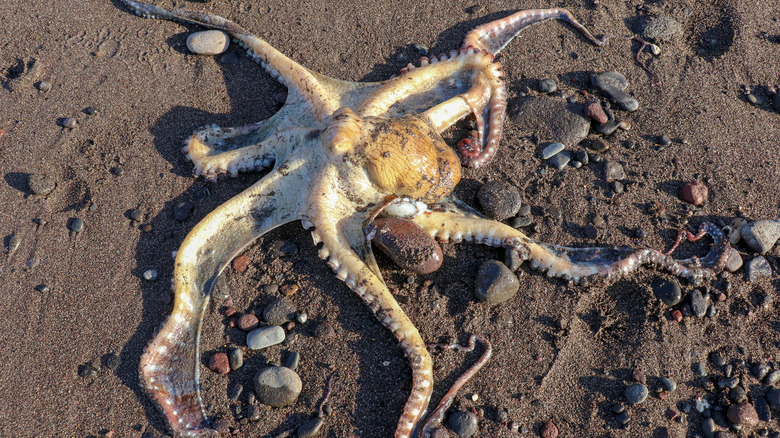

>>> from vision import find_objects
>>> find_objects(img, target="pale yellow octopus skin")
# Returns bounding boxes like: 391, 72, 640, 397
117, 2, 730, 437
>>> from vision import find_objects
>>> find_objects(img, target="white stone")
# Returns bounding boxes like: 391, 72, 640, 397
186, 30, 230, 55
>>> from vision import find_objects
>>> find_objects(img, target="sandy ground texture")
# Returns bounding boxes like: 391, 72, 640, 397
1, 0, 779, 437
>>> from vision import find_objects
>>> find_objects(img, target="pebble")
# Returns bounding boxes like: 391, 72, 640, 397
604, 161, 625, 181
103, 352, 120, 370
6, 233, 20, 254
228, 347, 243, 370
84, 107, 98, 115
538, 78, 557, 93
681, 181, 708, 206
640, 15, 683, 41
186, 30, 230, 55
129, 209, 142, 222
28, 173, 56, 196
652, 279, 682, 306
541, 142, 565, 159
752, 363, 770, 380
615, 411, 630, 425
227, 383, 243, 402
413, 43, 429, 56
765, 370, 780, 386
690, 289, 707, 317
754, 394, 771, 422
624, 383, 649, 405
284, 351, 300, 371
314, 322, 336, 339
246, 325, 285, 350
585, 101, 608, 123
549, 152, 571, 170
587, 139, 610, 153
238, 313, 259, 331
474, 260, 519, 304
671, 309, 683, 322
710, 351, 726, 367
611, 181, 624, 194
727, 402, 759, 426
510, 96, 590, 147
591, 72, 639, 112
768, 388, 780, 409
584, 224, 598, 239
142, 269, 158, 281
263, 297, 297, 325
658, 134, 672, 146
232, 254, 251, 272
504, 247, 523, 271
724, 247, 743, 272
296, 312, 308, 324
62, 118, 77, 129
253, 366, 302, 407
717, 377, 739, 389
595, 120, 619, 135
173, 200, 193, 221
477, 181, 522, 220
540, 420, 559, 438
513, 216, 532, 228
741, 220, 780, 254
729, 385, 747, 403
208, 352, 230, 374
694, 362, 707, 376
37, 80, 51, 91
702, 417, 716, 438
446, 411, 478, 437
69, 218, 84, 233
297, 417, 324, 437
747, 256, 772, 283
280, 284, 299, 296
660, 377, 677, 392
245, 404, 261, 421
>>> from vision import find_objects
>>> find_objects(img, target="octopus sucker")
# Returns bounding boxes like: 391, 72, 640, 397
117, 1, 731, 437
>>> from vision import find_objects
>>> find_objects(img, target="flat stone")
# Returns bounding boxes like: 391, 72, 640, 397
549, 151, 571, 170
652, 278, 682, 306
741, 220, 780, 254
541, 142, 565, 159
263, 297, 297, 325
604, 161, 625, 181
724, 247, 743, 272
592, 72, 639, 112
510, 96, 590, 147
747, 256, 772, 283
28, 173, 56, 196
186, 30, 230, 55
246, 325, 285, 350
253, 366, 302, 407
727, 402, 758, 426
297, 417, 324, 437
690, 289, 707, 318
474, 260, 519, 304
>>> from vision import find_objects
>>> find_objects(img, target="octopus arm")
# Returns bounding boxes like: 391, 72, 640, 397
140, 158, 311, 437
307, 172, 433, 438
411, 198, 729, 285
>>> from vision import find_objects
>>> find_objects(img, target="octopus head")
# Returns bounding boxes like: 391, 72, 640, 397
324, 107, 461, 203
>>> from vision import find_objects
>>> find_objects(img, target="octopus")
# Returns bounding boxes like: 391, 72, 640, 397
118, 1, 731, 437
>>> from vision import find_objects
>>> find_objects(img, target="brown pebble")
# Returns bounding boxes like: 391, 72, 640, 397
228, 317, 237, 328
632, 367, 646, 384
0, 128, 5, 139
62, 117, 77, 129
314, 322, 336, 339
658, 390, 669, 400
280, 284, 299, 296
232, 254, 250, 272
208, 352, 230, 374
718, 293, 727, 302
585, 101, 608, 124
285, 321, 295, 330
237, 313, 259, 331
680, 181, 708, 206
141, 224, 152, 232
727, 402, 759, 426
588, 139, 610, 153
671, 309, 683, 322
653, 201, 667, 216
225, 306, 237, 317
540, 420, 559, 438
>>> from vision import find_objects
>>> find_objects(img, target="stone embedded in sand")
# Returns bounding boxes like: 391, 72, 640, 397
253, 366, 302, 407
232, 254, 251, 272
477, 180, 522, 220
652, 278, 682, 306
741, 220, 780, 254
747, 256, 772, 283
474, 260, 519, 304
604, 161, 625, 182
680, 181, 708, 206
208, 352, 230, 374
540, 420, 559, 438
624, 383, 649, 405
592, 72, 639, 112
186, 30, 230, 55
727, 402, 759, 426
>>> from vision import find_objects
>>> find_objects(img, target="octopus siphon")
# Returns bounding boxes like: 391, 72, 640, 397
117, 1, 730, 437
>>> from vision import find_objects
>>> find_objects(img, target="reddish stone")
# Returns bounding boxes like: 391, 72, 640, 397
280, 284, 299, 296
727, 402, 759, 426
224, 306, 237, 317
718, 293, 727, 302
680, 181, 708, 206
658, 390, 669, 400
632, 367, 646, 384
285, 321, 296, 331
585, 101, 608, 124
237, 313, 259, 331
208, 353, 230, 374
540, 420, 559, 438
232, 254, 250, 272
671, 309, 683, 322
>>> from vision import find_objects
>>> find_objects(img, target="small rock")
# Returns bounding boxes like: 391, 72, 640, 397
728, 385, 747, 403
477, 180, 522, 220
314, 322, 336, 339
594, 120, 619, 135
624, 383, 649, 405
413, 43, 429, 56
747, 256, 772, 283
767, 388, 780, 409
690, 289, 707, 317
510, 97, 590, 147
652, 278, 682, 306
751, 363, 770, 381
694, 362, 707, 376
474, 260, 519, 304
186, 30, 230, 55
173, 200, 193, 221
232, 254, 251, 272
446, 411, 478, 437
657, 134, 672, 146
592, 72, 639, 112
717, 377, 739, 389
765, 370, 780, 386
585, 101, 608, 123
639, 15, 683, 41
741, 220, 780, 254
587, 139, 610, 153
69, 218, 85, 233
84, 107, 98, 115
228, 347, 243, 371
253, 366, 302, 407
263, 297, 297, 325
540, 420, 559, 438
284, 351, 300, 371
246, 325, 285, 350
702, 417, 717, 438
504, 247, 523, 272
28, 173, 56, 196
604, 161, 625, 181
671, 309, 683, 322
727, 402, 758, 426
297, 417, 324, 437
538, 78, 557, 93
724, 247, 743, 272
754, 395, 771, 422
584, 224, 599, 239
130, 209, 143, 222
62, 118, 77, 129
681, 181, 708, 206
238, 313, 259, 331
37, 80, 51, 91
660, 377, 677, 392
142, 269, 158, 281
208, 352, 230, 374
549, 152, 571, 170
541, 142, 565, 159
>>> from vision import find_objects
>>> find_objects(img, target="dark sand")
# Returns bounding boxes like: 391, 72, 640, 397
1, 1, 779, 437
